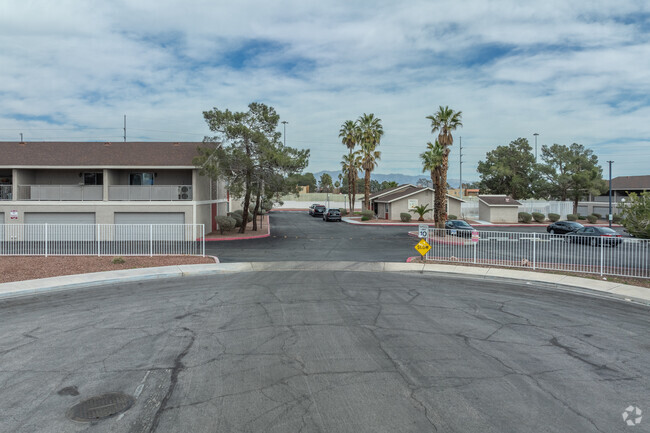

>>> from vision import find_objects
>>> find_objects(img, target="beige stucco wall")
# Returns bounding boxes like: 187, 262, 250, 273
386, 190, 435, 220
448, 199, 461, 218
0, 203, 193, 225
192, 169, 211, 201
195, 204, 212, 230
479, 202, 518, 222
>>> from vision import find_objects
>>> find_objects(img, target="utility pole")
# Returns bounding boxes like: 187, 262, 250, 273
281, 121, 288, 146
608, 160, 613, 228
124, 115, 127, 142
459, 136, 463, 198
533, 133, 539, 162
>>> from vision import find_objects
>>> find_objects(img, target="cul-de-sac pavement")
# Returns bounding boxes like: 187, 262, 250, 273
1, 212, 648, 432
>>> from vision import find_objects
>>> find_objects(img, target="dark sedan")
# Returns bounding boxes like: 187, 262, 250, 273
323, 209, 341, 222
445, 220, 476, 237
547, 221, 584, 234
312, 205, 326, 217
308, 204, 322, 216
565, 227, 623, 247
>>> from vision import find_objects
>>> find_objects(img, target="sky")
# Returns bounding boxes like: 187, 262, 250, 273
1, 1, 650, 182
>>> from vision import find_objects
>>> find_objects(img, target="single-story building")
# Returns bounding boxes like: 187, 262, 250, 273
478, 195, 521, 223
580, 174, 650, 216
369, 184, 463, 220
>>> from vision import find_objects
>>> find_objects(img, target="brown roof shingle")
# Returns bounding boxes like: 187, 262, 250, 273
611, 175, 650, 191
0, 141, 207, 167
375, 186, 430, 203
478, 195, 521, 206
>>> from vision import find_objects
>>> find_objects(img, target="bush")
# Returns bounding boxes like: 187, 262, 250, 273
447, 214, 457, 220
518, 212, 532, 223
112, 256, 125, 264
592, 212, 602, 219
586, 214, 598, 224
361, 210, 374, 221
612, 214, 622, 224
228, 212, 243, 227
578, 214, 586, 220
567, 214, 578, 221
532, 212, 545, 223
400, 213, 412, 222
548, 213, 560, 222
339, 208, 349, 216
216, 215, 236, 234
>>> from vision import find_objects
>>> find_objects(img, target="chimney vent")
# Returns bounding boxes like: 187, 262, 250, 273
104, 142, 111, 146
173, 142, 180, 147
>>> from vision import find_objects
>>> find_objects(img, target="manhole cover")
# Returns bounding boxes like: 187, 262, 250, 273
66, 392, 135, 422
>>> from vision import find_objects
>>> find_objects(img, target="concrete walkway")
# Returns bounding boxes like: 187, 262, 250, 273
1, 261, 648, 305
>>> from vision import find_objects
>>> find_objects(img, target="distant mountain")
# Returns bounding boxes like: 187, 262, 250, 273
313, 170, 461, 188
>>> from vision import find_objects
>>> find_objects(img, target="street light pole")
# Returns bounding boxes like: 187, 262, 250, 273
459, 136, 463, 198
533, 133, 539, 162
608, 160, 613, 228
281, 121, 288, 146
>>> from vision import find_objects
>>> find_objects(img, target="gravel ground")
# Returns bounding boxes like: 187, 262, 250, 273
0, 256, 216, 283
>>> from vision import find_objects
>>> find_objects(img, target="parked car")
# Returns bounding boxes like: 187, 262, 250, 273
312, 205, 326, 217
308, 204, 322, 216
565, 227, 623, 247
547, 221, 584, 234
444, 220, 476, 237
323, 209, 341, 222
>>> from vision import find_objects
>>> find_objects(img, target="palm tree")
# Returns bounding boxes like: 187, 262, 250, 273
409, 204, 433, 221
357, 113, 384, 211
426, 106, 462, 228
341, 150, 362, 213
339, 120, 359, 212
420, 141, 444, 229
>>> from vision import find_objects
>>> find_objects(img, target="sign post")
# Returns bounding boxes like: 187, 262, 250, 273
414, 238, 431, 262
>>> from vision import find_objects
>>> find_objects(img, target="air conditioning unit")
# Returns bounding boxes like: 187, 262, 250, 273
180, 186, 189, 193
180, 193, 189, 200
178, 185, 191, 200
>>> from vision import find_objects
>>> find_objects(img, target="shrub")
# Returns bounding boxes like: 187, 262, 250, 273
518, 212, 532, 223
592, 212, 602, 219
339, 208, 349, 216
361, 210, 374, 221
612, 214, 622, 224
531, 212, 545, 223
216, 215, 236, 234
567, 214, 578, 221
112, 256, 125, 264
548, 213, 560, 222
400, 212, 412, 222
577, 214, 586, 220
447, 214, 457, 220
228, 212, 243, 227
586, 214, 598, 224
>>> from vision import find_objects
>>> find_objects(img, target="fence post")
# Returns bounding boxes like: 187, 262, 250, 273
600, 239, 604, 276
150, 224, 153, 257
532, 233, 536, 270
44, 223, 48, 257
473, 239, 477, 264
97, 224, 101, 257
202, 224, 205, 257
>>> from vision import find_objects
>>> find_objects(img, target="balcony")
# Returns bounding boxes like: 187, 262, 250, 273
0, 185, 11, 200
107, 185, 193, 201
18, 185, 103, 201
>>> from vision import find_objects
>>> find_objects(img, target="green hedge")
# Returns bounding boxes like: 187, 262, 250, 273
400, 213, 412, 222
592, 212, 602, 219
216, 215, 236, 234
567, 214, 578, 221
532, 212, 545, 223
518, 212, 532, 223
361, 210, 374, 221
447, 214, 457, 220
586, 214, 598, 224
339, 209, 349, 216
548, 213, 560, 222
227, 212, 243, 227
613, 214, 622, 223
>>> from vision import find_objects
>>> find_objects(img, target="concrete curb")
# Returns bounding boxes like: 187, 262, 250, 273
0, 261, 648, 304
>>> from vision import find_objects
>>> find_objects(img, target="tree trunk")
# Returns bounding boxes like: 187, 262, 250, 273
351, 172, 357, 214
437, 148, 450, 229
573, 198, 578, 216
252, 184, 261, 231
240, 180, 252, 233
364, 169, 371, 211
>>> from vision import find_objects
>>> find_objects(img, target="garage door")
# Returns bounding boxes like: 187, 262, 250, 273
24, 213, 96, 241
114, 212, 186, 241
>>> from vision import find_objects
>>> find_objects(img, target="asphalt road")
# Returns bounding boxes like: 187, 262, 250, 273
206, 211, 417, 262
1, 270, 648, 432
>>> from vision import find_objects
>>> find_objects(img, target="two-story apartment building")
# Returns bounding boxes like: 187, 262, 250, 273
0, 141, 228, 232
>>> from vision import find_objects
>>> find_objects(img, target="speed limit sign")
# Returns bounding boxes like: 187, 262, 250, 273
418, 224, 428, 238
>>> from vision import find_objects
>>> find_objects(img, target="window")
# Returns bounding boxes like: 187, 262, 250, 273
83, 172, 103, 185
129, 173, 154, 185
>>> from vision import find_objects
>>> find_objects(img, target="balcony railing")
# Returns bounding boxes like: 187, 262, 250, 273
18, 185, 103, 201
0, 185, 11, 200
107, 185, 193, 201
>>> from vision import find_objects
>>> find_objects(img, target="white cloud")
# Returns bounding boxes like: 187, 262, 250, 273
1, 0, 649, 180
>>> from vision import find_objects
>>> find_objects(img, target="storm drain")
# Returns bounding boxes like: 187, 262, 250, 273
66, 392, 135, 422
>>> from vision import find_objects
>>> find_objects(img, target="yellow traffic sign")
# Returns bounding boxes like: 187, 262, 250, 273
415, 238, 431, 256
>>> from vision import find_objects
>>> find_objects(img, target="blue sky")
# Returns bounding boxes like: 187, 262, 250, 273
1, 1, 649, 181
